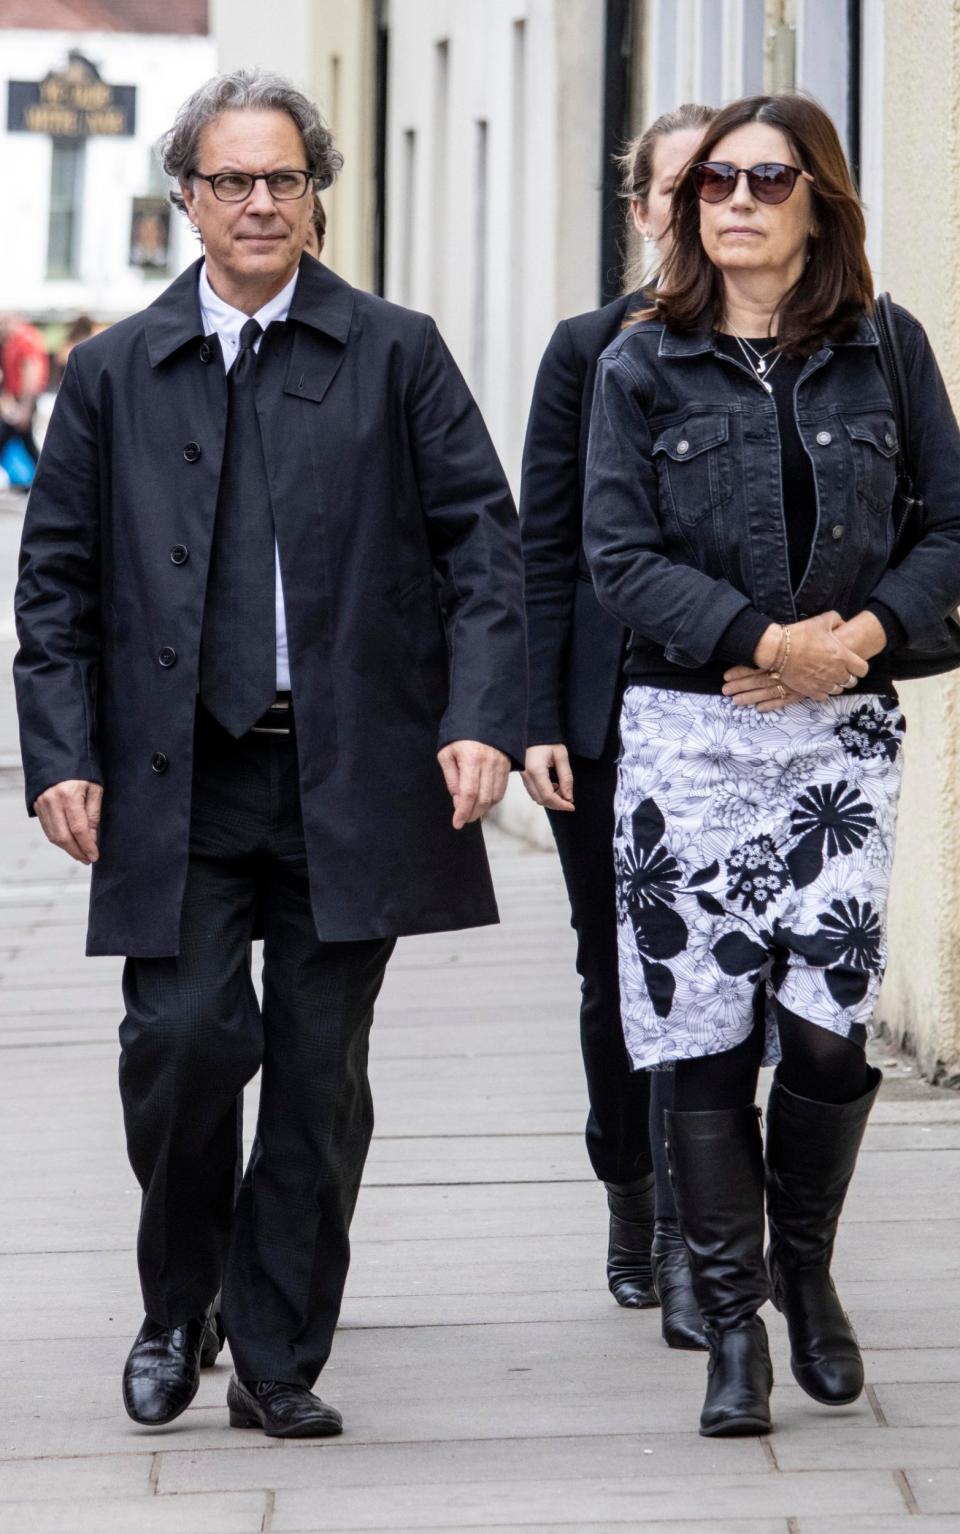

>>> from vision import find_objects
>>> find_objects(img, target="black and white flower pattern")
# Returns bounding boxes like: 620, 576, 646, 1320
615, 689, 905, 1068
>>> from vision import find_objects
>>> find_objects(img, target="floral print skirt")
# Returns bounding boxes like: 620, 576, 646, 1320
614, 686, 906, 1069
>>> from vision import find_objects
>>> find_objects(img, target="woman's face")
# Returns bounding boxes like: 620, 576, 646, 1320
631, 126, 707, 258
696, 121, 816, 284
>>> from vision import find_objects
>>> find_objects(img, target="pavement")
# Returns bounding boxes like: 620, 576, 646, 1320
0, 486, 959, 1532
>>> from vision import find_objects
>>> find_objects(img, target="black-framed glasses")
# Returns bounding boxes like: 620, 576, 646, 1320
690, 161, 814, 205
193, 169, 314, 202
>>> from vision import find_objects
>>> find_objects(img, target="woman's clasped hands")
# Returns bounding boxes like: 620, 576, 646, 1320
722, 610, 886, 712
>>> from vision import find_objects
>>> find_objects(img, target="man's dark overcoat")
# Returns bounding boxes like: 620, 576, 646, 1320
14, 255, 527, 956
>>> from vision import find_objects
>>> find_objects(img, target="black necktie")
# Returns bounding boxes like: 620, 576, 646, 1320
200, 317, 278, 737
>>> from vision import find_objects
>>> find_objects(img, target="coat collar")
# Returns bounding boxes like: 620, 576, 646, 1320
657, 311, 880, 359
144, 252, 356, 368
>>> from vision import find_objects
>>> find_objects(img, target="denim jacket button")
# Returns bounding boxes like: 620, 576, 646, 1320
831, 523, 844, 540
885, 431, 896, 449
816, 430, 832, 446
676, 439, 690, 455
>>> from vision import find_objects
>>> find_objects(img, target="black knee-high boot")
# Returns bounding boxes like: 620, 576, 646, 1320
765, 1067, 882, 1406
605, 1175, 658, 1308
666, 1106, 773, 1436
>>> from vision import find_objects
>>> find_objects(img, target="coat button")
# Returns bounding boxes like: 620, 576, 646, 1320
151, 751, 169, 774
885, 430, 896, 449
816, 430, 832, 446
169, 544, 189, 565
199, 342, 213, 363
831, 523, 844, 540
158, 646, 177, 668
183, 441, 201, 462
676, 439, 690, 455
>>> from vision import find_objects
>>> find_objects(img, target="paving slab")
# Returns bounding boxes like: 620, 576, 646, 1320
0, 764, 956, 1531
266, 1469, 906, 1530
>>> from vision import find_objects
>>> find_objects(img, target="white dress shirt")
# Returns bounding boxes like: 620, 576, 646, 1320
198, 261, 297, 691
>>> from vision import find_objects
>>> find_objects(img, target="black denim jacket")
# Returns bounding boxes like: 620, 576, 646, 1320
582, 306, 960, 671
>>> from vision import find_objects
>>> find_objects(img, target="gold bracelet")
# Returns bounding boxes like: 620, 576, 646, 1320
769, 624, 792, 682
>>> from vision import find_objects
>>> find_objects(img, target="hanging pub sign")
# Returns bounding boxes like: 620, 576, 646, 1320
7, 50, 135, 139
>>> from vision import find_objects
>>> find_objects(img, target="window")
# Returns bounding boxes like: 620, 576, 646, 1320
401, 129, 416, 307
471, 119, 488, 399
47, 139, 84, 278
431, 40, 449, 316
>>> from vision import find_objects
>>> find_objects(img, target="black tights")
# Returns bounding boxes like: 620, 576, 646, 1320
673, 996, 870, 1113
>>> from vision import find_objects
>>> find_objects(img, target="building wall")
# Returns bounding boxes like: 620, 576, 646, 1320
310, 0, 377, 292
0, 28, 216, 321
384, 0, 603, 489
868, 0, 960, 1084
211, 0, 377, 291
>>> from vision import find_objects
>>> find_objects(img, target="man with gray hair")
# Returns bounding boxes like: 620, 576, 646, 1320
14, 70, 526, 1437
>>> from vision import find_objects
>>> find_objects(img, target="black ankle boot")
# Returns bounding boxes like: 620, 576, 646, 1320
665, 1105, 773, 1436
651, 1218, 708, 1350
766, 1067, 882, 1406
605, 1175, 658, 1308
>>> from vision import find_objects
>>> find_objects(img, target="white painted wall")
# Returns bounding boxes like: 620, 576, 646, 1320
384, 0, 603, 490
210, 0, 312, 81
1, 29, 217, 321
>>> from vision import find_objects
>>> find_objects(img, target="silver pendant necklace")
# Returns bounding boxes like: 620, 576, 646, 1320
732, 331, 783, 393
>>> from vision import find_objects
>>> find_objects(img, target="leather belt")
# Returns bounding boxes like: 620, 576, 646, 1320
250, 693, 293, 735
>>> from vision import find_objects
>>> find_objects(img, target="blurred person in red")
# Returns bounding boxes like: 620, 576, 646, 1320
0, 312, 50, 468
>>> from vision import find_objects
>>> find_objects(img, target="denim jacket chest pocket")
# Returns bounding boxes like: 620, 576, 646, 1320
651, 414, 733, 528
842, 412, 900, 513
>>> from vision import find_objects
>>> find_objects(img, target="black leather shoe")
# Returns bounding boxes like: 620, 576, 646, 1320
651, 1218, 708, 1350
227, 1375, 343, 1438
605, 1175, 659, 1307
123, 1300, 223, 1426
766, 1069, 882, 1406
700, 1316, 774, 1437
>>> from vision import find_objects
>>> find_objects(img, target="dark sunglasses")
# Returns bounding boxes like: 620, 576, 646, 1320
690, 161, 814, 205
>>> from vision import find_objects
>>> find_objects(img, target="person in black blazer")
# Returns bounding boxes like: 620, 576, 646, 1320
519, 105, 714, 1346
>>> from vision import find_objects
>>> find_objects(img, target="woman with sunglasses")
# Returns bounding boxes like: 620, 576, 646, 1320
584, 93, 960, 1437
519, 104, 714, 1345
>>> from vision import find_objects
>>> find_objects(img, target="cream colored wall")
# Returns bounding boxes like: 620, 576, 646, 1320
212, 0, 377, 291
872, 0, 960, 1083
311, 0, 377, 291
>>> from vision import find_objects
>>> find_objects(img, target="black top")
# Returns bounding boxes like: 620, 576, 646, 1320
519, 294, 637, 756
625, 333, 904, 693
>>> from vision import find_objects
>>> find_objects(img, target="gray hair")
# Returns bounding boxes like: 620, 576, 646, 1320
159, 67, 343, 213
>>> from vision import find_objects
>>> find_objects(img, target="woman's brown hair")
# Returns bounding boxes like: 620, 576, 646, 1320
616, 102, 716, 294
647, 93, 874, 355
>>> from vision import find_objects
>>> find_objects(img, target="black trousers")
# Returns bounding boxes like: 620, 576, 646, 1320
547, 745, 652, 1183
119, 706, 394, 1387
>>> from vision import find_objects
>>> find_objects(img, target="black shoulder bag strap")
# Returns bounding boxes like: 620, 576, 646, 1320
875, 294, 960, 678
874, 291, 925, 554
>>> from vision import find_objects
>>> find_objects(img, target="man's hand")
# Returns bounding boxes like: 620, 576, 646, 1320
437, 741, 510, 830
522, 744, 575, 812
34, 780, 103, 864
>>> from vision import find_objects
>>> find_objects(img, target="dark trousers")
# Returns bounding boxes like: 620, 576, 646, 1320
547, 746, 652, 1183
119, 706, 394, 1387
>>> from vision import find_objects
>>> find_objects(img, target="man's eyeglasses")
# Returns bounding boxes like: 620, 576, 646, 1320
193, 170, 314, 203
690, 161, 814, 205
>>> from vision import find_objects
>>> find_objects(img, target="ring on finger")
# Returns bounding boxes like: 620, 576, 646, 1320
843, 673, 858, 688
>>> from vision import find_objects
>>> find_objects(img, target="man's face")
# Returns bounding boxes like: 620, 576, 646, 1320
181, 109, 314, 291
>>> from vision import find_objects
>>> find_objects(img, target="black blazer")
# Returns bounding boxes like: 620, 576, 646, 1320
519, 292, 641, 759
14, 255, 527, 955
